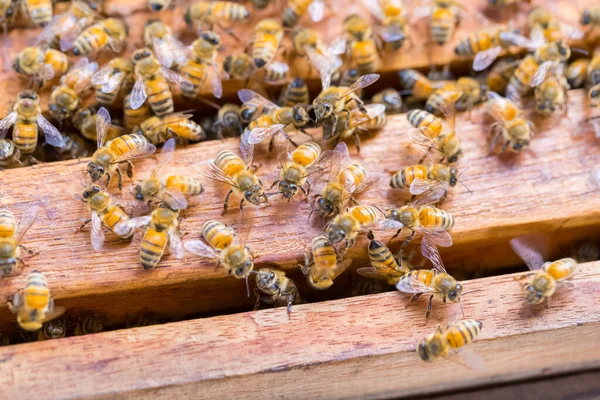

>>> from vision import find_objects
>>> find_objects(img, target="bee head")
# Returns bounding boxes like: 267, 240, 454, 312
240, 106, 257, 124
446, 283, 463, 303
447, 149, 462, 163
132, 48, 153, 63
449, 167, 459, 187
18, 90, 38, 101
149, 2, 164, 11
201, 31, 221, 46
86, 162, 105, 182
316, 196, 336, 217
314, 100, 333, 121
49, 103, 70, 122
82, 184, 101, 200
417, 337, 432, 362
292, 105, 310, 127
232, 258, 254, 279
524, 284, 544, 304
244, 184, 264, 205
279, 180, 298, 199
512, 139, 529, 151
327, 224, 346, 245
134, 184, 145, 201
256, 269, 276, 287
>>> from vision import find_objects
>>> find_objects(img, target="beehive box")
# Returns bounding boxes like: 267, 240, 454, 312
0, 0, 599, 398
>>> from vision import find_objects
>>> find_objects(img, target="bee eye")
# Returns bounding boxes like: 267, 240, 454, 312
245, 190, 252, 198
236, 267, 244, 276
6, 6, 13, 15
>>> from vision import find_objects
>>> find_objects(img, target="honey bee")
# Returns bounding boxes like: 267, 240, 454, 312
341, 15, 378, 74
0, 90, 64, 155
0, 204, 38, 276
279, 78, 310, 107
398, 69, 440, 102
252, 268, 299, 315
91, 57, 134, 108
324, 103, 387, 151
534, 66, 569, 116
223, 53, 254, 82
0, 139, 21, 168
133, 138, 203, 211
361, 0, 409, 51
485, 58, 519, 95
49, 58, 98, 123
565, 58, 589, 89
408, 103, 462, 163
300, 235, 352, 290
13, 46, 69, 89
418, 0, 461, 46
390, 163, 465, 199
251, 19, 283, 69
130, 48, 186, 118
283, 0, 325, 28
196, 148, 267, 211
21, 0, 53, 27
136, 113, 205, 145
115, 204, 183, 270
326, 204, 385, 250
312, 142, 381, 219
358, 230, 412, 285
456, 25, 516, 72
213, 103, 243, 138
238, 89, 311, 152
180, 32, 223, 99
38, 318, 68, 340
372, 88, 402, 114
396, 236, 463, 317
184, 1, 250, 32
72, 106, 122, 142
426, 78, 487, 116
77, 184, 134, 250
184, 211, 255, 280
35, 1, 97, 52
8, 271, 66, 331
70, 18, 128, 56
293, 28, 343, 80
383, 186, 454, 247
418, 319, 483, 367
74, 314, 105, 335
264, 61, 290, 85
0, 0, 15, 33
510, 234, 578, 306
124, 93, 151, 132
44, 132, 92, 162
486, 91, 534, 152
87, 107, 157, 190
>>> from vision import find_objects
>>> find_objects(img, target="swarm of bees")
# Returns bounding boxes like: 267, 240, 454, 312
0, 0, 597, 367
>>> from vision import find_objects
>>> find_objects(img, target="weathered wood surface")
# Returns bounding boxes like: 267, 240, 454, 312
0, 261, 598, 399
0, 89, 598, 329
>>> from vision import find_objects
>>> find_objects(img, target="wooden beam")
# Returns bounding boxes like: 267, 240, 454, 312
0, 261, 599, 399
0, 89, 598, 329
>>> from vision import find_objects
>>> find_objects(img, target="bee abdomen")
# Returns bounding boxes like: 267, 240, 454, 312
368, 239, 398, 270
0, 210, 17, 238
24, 272, 50, 309
544, 258, 577, 281
181, 61, 207, 99
202, 220, 233, 250
13, 123, 38, 154
419, 206, 454, 230
96, 87, 118, 107
104, 207, 133, 238
391, 165, 428, 189
215, 149, 245, 177
166, 175, 204, 197
107, 134, 150, 158
145, 78, 174, 117
292, 142, 321, 167
446, 319, 482, 349
26, 0, 53, 27
140, 229, 167, 269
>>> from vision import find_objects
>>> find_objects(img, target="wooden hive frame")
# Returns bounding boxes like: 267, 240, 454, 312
0, 0, 599, 398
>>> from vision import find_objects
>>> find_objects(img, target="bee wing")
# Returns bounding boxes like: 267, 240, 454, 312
420, 235, 448, 273
114, 216, 151, 237
410, 184, 447, 207
168, 226, 184, 259
440, 101, 456, 134
532, 61, 553, 87
40, 63, 55, 81
42, 306, 67, 323
102, 72, 126, 94
147, 113, 194, 132
161, 189, 188, 211
273, 134, 293, 170
396, 274, 434, 294
379, 25, 407, 43
240, 133, 255, 167
305, 45, 337, 91
378, 218, 404, 230
38, 114, 65, 148
352, 175, 382, 196
90, 211, 105, 251
210, 59, 223, 99
509, 234, 549, 271
113, 142, 157, 163
0, 112, 17, 139
14, 204, 39, 244
348, 103, 387, 128
237, 206, 256, 248
73, 62, 98, 94
472, 46, 502, 72
152, 137, 176, 177
91, 65, 112, 85
160, 67, 185, 86
264, 61, 289, 85
195, 160, 237, 187
408, 127, 437, 150
130, 76, 148, 110
153, 37, 175, 69
308, 0, 325, 22
410, 179, 448, 196
59, 16, 92, 51
360, 0, 385, 21
327, 37, 347, 56
35, 15, 62, 45
237, 89, 279, 112
329, 258, 353, 281
95, 107, 111, 148
338, 74, 380, 98
109, 38, 124, 53
247, 124, 287, 145
184, 239, 220, 259
447, 346, 486, 370
356, 266, 391, 281
498, 31, 536, 49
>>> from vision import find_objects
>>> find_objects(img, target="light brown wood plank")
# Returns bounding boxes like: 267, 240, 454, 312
0, 89, 598, 329
0, 261, 598, 399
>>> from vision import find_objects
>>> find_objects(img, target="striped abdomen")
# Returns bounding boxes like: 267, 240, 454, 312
107, 134, 150, 160
398, 70, 435, 100
283, 78, 309, 106
360, 112, 386, 130
391, 165, 428, 189
282, 0, 310, 27
202, 220, 233, 250
73, 25, 108, 56
397, 269, 437, 291
25, 0, 52, 27
165, 118, 205, 142
103, 206, 133, 238
96, 86, 118, 106
508, 55, 538, 97
292, 142, 320, 167
166, 175, 204, 197
312, 235, 337, 269
43, 50, 69, 78
544, 258, 577, 281
23, 272, 50, 310
338, 162, 368, 189
445, 319, 482, 350
140, 228, 167, 269
351, 40, 377, 75
418, 206, 454, 230
425, 90, 463, 116
180, 60, 207, 99
349, 205, 380, 225
247, 114, 275, 132
253, 33, 280, 68
455, 32, 493, 56
212, 1, 249, 21
368, 238, 408, 278
13, 123, 38, 154
124, 94, 151, 131
145, 76, 174, 117
0, 210, 17, 238
407, 110, 443, 138
430, 8, 456, 45
215, 149, 245, 178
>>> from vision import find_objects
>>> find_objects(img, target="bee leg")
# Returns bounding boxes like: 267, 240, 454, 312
286, 294, 293, 317
269, 180, 280, 190
501, 140, 509, 153
389, 228, 402, 244
253, 288, 262, 311
353, 132, 361, 153
544, 297, 551, 309
402, 230, 416, 248
115, 169, 124, 192
488, 125, 502, 154
406, 292, 423, 308
425, 294, 434, 318
239, 198, 245, 211
75, 218, 92, 233
222, 189, 234, 213
126, 161, 134, 179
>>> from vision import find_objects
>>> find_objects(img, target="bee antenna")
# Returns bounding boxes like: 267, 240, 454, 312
245, 274, 251, 298
458, 166, 470, 178
571, 47, 589, 55
459, 181, 473, 194
458, 300, 465, 318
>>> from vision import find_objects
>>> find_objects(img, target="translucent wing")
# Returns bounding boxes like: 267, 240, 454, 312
498, 31, 535, 49
59, 16, 91, 51
146, 113, 193, 131
422, 228, 453, 247
410, 179, 448, 196
247, 124, 287, 145
559, 22, 584, 40
421, 235, 447, 273
440, 101, 456, 135
195, 161, 237, 187
532, 61, 553, 87
14, 204, 39, 244
43, 306, 67, 323
90, 211, 105, 251
240, 133, 255, 167
328, 37, 347, 56
161, 189, 188, 211
378, 218, 404, 229
102, 72, 125, 93
396, 274, 434, 294
264, 61, 289, 85
129, 76, 148, 110
153, 37, 175, 69
109, 38, 124, 53
153, 137, 176, 176
352, 175, 382, 196
184, 239, 220, 259
348, 103, 387, 128
168, 226, 184, 259
160, 66, 185, 86
236, 205, 256, 248
329, 258, 353, 280
273, 134, 293, 170
0, 112, 17, 138
509, 234, 549, 271
308, 0, 325, 22
360, 0, 385, 21
39, 64, 55, 81
210, 59, 223, 99
472, 46, 502, 72
357, 266, 391, 281
408, 127, 437, 149
237, 89, 279, 112
305, 45, 337, 91
113, 143, 157, 163
91, 65, 112, 85
410, 184, 447, 207
35, 15, 62, 45
450, 346, 486, 370
380, 25, 407, 43
38, 114, 65, 148
338, 74, 380, 98
96, 107, 111, 148
113, 216, 151, 237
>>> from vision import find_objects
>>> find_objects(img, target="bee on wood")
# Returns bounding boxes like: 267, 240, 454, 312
35, 1, 97, 52
408, 103, 462, 163
343, 15, 378, 75
326, 204, 386, 251
361, 0, 409, 52
184, 1, 250, 33
13, 45, 69, 89
91, 57, 134, 108
69, 18, 128, 56
534, 65, 569, 117
252, 268, 299, 316
418, 319, 484, 368
21, 0, 53, 27
251, 19, 284, 69
136, 113, 205, 145
486, 91, 534, 152
358, 230, 413, 286
0, 139, 22, 169
390, 163, 467, 199
300, 235, 352, 290
0, 204, 38, 276
398, 69, 442, 103
49, 58, 98, 123
455, 24, 516, 72
324, 103, 387, 151
8, 271, 66, 331
180, 32, 223, 99
425, 78, 487, 117
283, 0, 325, 28
72, 106, 122, 142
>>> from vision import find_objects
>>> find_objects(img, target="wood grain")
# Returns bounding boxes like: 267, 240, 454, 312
0, 261, 598, 399
0, 89, 598, 329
